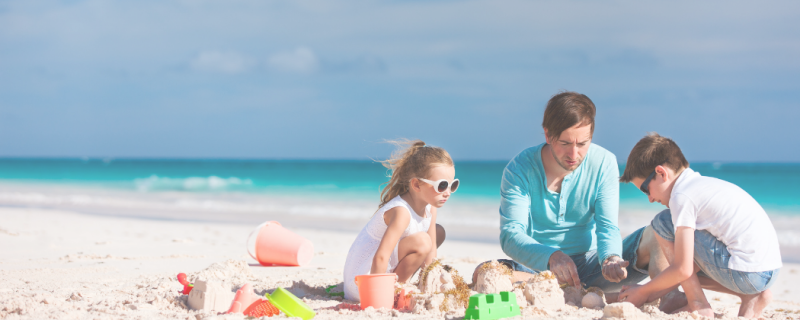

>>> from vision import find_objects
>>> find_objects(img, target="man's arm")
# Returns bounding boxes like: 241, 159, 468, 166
499, 157, 557, 272
594, 153, 623, 266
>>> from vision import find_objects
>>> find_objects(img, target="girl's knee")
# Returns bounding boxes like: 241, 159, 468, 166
436, 224, 446, 248
402, 232, 432, 254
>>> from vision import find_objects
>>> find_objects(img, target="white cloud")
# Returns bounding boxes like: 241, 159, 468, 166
190, 51, 254, 74
267, 47, 319, 74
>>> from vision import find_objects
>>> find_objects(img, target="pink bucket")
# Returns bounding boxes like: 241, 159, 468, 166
247, 221, 314, 266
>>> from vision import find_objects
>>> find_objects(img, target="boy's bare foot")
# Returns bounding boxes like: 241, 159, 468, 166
659, 289, 688, 314
738, 289, 772, 318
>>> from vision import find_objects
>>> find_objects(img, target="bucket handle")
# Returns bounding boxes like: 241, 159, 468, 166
246, 221, 282, 260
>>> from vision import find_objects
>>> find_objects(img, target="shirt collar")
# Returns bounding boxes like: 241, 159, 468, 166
671, 167, 698, 196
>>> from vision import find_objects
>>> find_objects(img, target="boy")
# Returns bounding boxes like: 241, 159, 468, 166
617, 133, 781, 318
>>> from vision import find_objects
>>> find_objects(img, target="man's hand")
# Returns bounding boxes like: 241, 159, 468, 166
548, 251, 580, 288
602, 256, 629, 283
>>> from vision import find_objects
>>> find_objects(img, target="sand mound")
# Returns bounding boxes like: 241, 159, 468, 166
473, 260, 513, 294
522, 271, 564, 309
405, 260, 472, 313
603, 302, 649, 320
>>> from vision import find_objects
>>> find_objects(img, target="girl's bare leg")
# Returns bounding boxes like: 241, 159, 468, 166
395, 232, 433, 282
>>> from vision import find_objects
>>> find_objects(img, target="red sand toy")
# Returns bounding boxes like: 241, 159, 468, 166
244, 299, 281, 317
227, 284, 266, 314
177, 273, 193, 294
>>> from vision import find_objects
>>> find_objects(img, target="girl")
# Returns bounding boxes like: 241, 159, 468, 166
343, 140, 457, 301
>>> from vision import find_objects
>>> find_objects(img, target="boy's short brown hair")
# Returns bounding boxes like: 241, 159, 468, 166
542, 91, 596, 140
620, 133, 690, 183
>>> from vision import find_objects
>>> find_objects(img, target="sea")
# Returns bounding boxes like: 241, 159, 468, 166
1, 158, 798, 260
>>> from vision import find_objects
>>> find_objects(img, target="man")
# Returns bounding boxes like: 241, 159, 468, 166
476, 91, 679, 306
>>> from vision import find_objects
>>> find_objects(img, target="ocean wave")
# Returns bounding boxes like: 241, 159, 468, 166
133, 175, 253, 192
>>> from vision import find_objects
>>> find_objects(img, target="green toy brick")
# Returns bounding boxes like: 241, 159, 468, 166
464, 291, 521, 320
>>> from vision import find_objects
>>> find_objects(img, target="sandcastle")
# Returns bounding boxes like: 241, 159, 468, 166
563, 285, 606, 309
473, 260, 514, 294
187, 280, 236, 313
404, 260, 472, 313
521, 270, 564, 309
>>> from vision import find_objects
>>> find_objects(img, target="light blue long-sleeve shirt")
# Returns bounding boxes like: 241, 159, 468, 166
499, 143, 622, 272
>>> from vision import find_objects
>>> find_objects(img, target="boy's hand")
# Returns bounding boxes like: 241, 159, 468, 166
618, 284, 648, 307
549, 251, 581, 288
602, 256, 629, 283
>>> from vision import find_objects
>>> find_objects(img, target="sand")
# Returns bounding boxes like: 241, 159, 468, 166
2, 206, 800, 319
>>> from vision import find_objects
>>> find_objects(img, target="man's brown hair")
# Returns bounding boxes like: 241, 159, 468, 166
619, 133, 690, 183
542, 91, 596, 141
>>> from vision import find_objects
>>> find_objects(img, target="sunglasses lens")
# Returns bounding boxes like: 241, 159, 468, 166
450, 180, 459, 192
437, 181, 448, 193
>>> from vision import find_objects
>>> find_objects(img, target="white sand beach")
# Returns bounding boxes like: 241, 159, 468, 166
2, 206, 799, 320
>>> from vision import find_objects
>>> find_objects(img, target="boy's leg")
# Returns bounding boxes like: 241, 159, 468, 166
395, 232, 433, 282
690, 229, 778, 318
695, 276, 772, 318
644, 210, 690, 313
653, 231, 714, 317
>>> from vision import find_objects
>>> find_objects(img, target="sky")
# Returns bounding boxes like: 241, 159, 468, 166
1, 0, 799, 162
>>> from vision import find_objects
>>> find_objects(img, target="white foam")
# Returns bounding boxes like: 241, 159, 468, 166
133, 175, 253, 192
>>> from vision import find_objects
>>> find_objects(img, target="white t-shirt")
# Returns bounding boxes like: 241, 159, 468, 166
669, 168, 782, 272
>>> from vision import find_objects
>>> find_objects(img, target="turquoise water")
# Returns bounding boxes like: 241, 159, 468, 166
0, 158, 798, 213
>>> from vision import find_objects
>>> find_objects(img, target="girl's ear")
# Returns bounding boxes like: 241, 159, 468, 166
409, 178, 421, 192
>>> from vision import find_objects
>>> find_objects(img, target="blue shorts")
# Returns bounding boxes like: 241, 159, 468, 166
651, 209, 780, 295
494, 226, 650, 293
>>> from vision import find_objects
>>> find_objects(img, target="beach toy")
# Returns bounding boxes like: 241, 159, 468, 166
395, 287, 414, 310
188, 280, 236, 313
354, 273, 396, 310
244, 299, 281, 317
325, 284, 344, 297
227, 283, 265, 314
265, 287, 316, 320
464, 292, 521, 320
247, 221, 314, 266
177, 273, 194, 294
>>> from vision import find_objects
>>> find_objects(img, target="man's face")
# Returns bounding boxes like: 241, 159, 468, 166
546, 124, 592, 172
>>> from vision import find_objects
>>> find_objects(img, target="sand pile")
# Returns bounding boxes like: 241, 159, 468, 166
473, 260, 514, 294
521, 270, 565, 309
405, 260, 473, 313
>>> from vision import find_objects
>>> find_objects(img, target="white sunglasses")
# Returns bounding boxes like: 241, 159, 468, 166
418, 178, 460, 193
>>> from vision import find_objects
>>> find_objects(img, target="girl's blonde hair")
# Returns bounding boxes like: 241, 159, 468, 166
378, 139, 453, 208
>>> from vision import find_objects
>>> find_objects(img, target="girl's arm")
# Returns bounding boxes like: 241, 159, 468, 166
371, 207, 411, 275
620, 227, 696, 306
424, 206, 438, 266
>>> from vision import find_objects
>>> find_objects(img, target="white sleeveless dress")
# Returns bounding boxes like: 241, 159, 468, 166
343, 195, 432, 301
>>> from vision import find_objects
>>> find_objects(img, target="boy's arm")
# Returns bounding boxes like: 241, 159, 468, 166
619, 227, 696, 306
499, 158, 558, 272
424, 206, 438, 265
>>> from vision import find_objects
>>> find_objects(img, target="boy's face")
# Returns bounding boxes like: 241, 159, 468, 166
544, 124, 592, 172
631, 165, 676, 207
